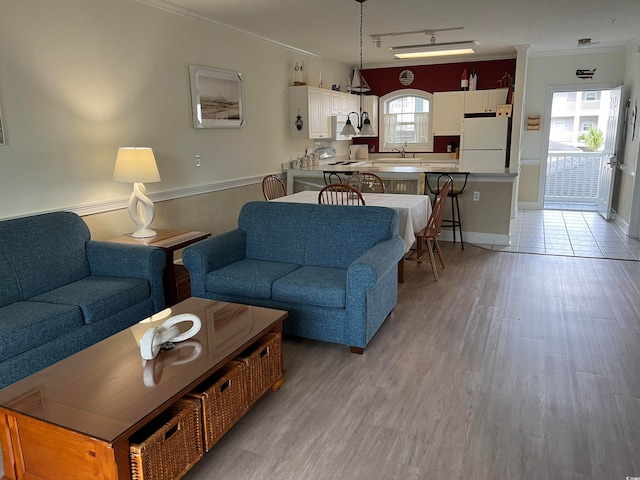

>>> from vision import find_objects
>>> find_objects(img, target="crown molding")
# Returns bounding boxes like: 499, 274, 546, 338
132, 0, 322, 59
529, 45, 626, 58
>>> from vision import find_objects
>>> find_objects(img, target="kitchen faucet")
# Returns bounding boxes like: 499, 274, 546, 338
392, 143, 407, 158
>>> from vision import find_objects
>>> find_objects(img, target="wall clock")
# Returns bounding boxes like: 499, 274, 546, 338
399, 69, 414, 86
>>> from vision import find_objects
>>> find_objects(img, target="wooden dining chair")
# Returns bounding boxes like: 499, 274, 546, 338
318, 183, 366, 206
262, 174, 287, 201
405, 176, 452, 281
347, 172, 385, 193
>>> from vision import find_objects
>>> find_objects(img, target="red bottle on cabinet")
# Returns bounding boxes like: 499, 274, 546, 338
460, 69, 468, 90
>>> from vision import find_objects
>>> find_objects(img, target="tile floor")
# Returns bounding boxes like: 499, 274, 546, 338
487, 209, 640, 260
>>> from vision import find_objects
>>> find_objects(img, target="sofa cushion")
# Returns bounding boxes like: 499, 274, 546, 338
0, 249, 20, 308
239, 202, 308, 265
273, 266, 347, 308
0, 212, 92, 299
206, 259, 300, 299
303, 205, 399, 268
0, 301, 83, 362
31, 276, 151, 324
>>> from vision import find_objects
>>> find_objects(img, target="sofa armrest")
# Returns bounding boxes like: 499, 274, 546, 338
182, 229, 247, 297
86, 241, 166, 311
347, 236, 405, 290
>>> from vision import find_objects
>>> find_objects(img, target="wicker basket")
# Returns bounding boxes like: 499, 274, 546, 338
130, 398, 203, 480
238, 332, 282, 405
188, 360, 249, 451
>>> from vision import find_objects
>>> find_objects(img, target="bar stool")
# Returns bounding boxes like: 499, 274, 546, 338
424, 172, 469, 249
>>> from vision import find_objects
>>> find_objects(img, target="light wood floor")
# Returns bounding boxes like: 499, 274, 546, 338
184, 243, 640, 480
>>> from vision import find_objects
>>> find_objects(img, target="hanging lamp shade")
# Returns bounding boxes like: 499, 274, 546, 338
359, 112, 374, 135
340, 114, 358, 137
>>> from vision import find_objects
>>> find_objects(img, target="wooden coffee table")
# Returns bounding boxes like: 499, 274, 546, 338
0, 298, 286, 480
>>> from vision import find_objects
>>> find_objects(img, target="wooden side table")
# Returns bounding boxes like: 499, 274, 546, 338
106, 229, 210, 306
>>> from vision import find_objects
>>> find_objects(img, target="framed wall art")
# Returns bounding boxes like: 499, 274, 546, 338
189, 65, 244, 128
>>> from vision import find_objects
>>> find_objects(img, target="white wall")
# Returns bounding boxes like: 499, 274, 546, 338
521, 51, 627, 165
616, 38, 640, 235
518, 50, 627, 207
0, 0, 351, 219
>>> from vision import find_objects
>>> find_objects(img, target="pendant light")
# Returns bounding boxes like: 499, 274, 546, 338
340, 0, 374, 137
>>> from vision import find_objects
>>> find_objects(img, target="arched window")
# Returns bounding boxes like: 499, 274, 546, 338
379, 89, 433, 153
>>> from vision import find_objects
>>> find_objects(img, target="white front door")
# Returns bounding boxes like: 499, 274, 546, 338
597, 86, 622, 220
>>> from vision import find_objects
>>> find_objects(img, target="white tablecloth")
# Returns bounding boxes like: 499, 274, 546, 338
272, 191, 432, 252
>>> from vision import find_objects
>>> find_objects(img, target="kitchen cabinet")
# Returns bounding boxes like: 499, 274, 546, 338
432, 91, 465, 135
289, 86, 331, 139
331, 91, 349, 115
331, 90, 361, 115
464, 88, 509, 114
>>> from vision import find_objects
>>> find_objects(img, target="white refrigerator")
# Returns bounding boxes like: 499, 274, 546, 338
459, 117, 509, 173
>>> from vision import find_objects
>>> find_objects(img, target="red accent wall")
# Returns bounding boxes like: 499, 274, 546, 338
353, 58, 516, 153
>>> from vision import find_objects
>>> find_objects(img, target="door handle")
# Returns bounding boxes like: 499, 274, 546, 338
607, 156, 618, 167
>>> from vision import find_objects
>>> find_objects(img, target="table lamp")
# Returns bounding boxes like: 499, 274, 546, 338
113, 147, 161, 238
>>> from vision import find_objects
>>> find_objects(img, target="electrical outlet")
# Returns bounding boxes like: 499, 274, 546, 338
473, 191, 480, 201
195, 155, 201, 167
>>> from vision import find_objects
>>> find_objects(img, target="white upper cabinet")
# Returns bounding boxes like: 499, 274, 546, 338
289, 86, 331, 139
464, 88, 510, 114
488, 88, 510, 111
331, 90, 361, 115
331, 91, 350, 115
433, 91, 465, 135
464, 91, 488, 114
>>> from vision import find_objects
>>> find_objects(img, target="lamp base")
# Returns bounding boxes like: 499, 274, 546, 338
127, 183, 156, 239
131, 227, 157, 238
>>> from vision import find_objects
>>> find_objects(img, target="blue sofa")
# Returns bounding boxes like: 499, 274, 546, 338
183, 201, 405, 353
0, 211, 166, 388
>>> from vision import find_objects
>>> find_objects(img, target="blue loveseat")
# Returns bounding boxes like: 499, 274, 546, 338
0, 211, 166, 388
183, 201, 405, 353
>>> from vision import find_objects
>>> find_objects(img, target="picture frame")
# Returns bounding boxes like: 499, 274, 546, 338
0, 103, 5, 145
189, 65, 244, 128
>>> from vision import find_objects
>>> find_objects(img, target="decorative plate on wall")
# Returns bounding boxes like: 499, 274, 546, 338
399, 69, 414, 86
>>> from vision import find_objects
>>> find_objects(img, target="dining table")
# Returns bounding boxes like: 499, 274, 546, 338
272, 190, 432, 282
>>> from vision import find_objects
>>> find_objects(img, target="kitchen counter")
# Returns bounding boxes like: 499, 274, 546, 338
285, 161, 517, 247
286, 161, 517, 195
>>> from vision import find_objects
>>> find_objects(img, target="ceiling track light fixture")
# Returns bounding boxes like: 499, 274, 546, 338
391, 40, 477, 59
370, 26, 464, 48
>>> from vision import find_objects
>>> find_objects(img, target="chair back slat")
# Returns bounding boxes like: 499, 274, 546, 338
424, 177, 452, 237
262, 175, 287, 201
347, 172, 385, 193
318, 184, 366, 205
424, 171, 469, 197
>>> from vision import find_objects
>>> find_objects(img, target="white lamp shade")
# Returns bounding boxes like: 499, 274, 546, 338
113, 147, 161, 183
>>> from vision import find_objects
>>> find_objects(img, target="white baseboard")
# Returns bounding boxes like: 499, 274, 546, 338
518, 201, 541, 210
612, 209, 630, 236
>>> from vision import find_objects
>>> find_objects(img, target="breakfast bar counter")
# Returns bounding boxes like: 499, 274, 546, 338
285, 161, 517, 195
285, 161, 518, 247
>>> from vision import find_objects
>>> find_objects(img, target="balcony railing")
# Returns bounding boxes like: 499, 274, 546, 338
545, 152, 602, 202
